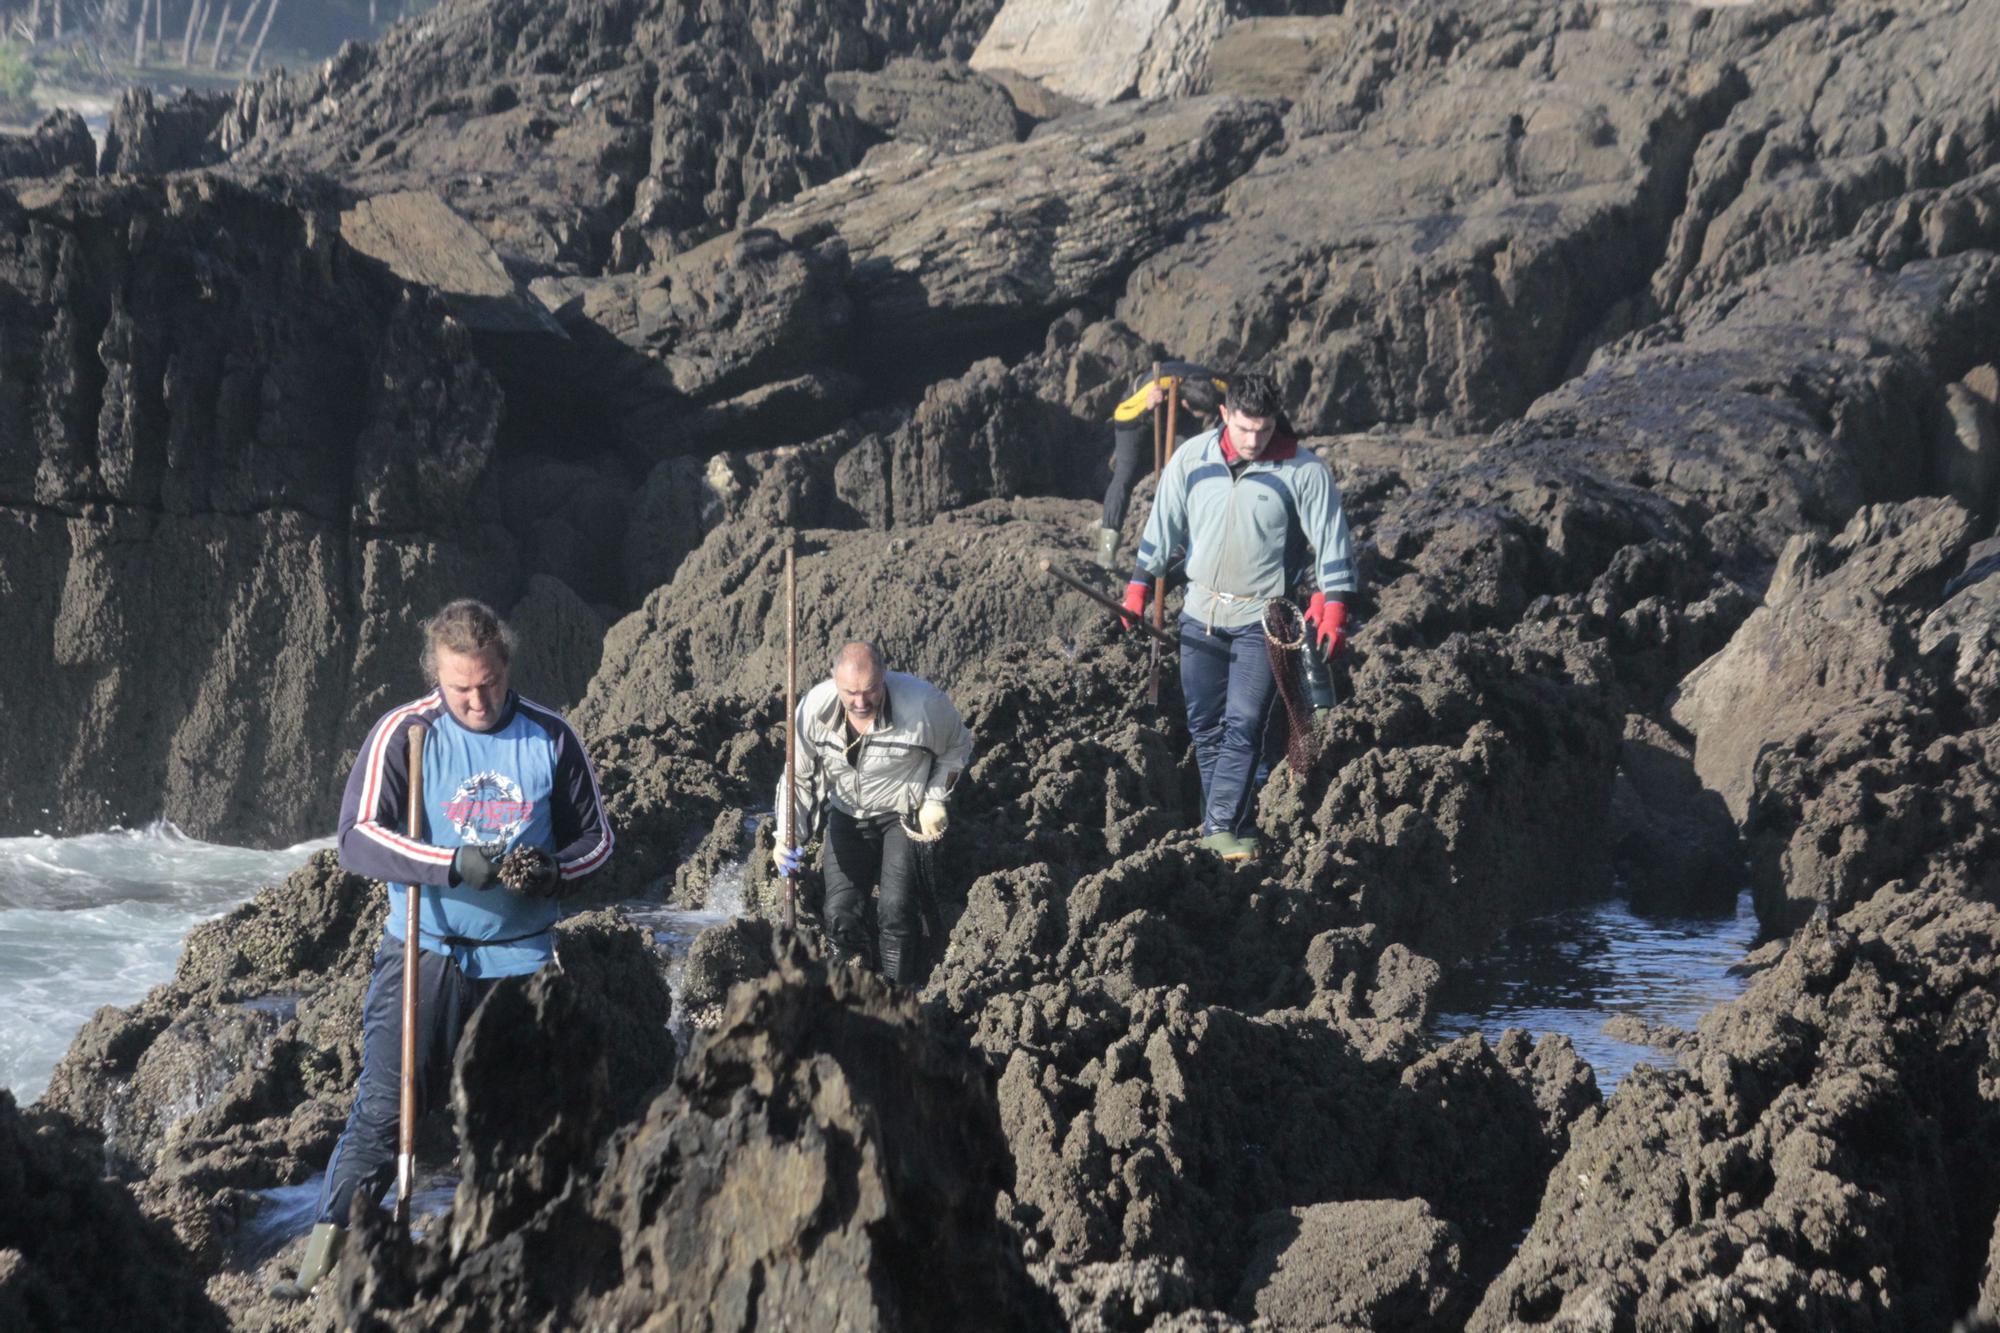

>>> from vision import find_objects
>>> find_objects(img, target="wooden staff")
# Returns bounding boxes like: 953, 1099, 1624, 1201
1156, 374, 1179, 693
1039, 559, 1179, 648
783, 538, 798, 931
395, 722, 425, 1230
1148, 361, 1164, 706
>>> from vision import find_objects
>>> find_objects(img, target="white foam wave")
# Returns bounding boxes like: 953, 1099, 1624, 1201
0, 822, 332, 1103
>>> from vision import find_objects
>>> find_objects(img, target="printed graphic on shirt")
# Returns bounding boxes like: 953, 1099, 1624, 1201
444, 771, 535, 849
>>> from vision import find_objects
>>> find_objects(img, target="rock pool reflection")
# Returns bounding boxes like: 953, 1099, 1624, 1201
1430, 889, 1759, 1091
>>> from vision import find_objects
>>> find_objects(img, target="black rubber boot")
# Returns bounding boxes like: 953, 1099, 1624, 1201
1301, 641, 1337, 711
271, 1222, 344, 1300
879, 931, 925, 986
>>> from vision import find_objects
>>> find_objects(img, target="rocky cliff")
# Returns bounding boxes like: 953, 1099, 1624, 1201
8, 0, 2000, 1327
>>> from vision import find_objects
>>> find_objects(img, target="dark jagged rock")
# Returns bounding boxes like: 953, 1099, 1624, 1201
950, 966, 1591, 1316
536, 92, 1275, 457
760, 94, 1282, 361
579, 501, 1116, 713
1231, 1198, 1464, 1328
1268, 632, 1625, 962
1471, 890, 2000, 1331
98, 87, 233, 176
0, 1092, 226, 1331
1609, 714, 1742, 914
580, 691, 777, 900
660, 310, 1149, 548
220, 0, 1000, 273
1672, 499, 1979, 892
442, 910, 676, 1254
0, 173, 526, 845
678, 916, 778, 1016
1654, 0, 2000, 313
330, 942, 1057, 1331
825, 58, 1023, 154
529, 224, 861, 461
1660, 496, 2000, 932
1118, 0, 1750, 433
0, 109, 95, 179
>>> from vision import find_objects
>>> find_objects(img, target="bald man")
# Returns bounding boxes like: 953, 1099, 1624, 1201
772, 642, 973, 983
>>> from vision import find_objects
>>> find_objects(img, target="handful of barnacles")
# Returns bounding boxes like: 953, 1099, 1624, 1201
497, 845, 560, 897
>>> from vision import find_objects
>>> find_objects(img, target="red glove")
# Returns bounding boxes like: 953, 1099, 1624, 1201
1304, 593, 1348, 659
1121, 580, 1151, 630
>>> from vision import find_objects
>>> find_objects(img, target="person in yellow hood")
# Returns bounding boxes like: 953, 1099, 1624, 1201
1095, 361, 1228, 570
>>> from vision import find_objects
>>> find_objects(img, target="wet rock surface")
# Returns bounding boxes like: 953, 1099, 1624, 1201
15, 0, 2000, 1326
0, 1090, 226, 1330
331, 943, 1055, 1331
1473, 888, 2000, 1331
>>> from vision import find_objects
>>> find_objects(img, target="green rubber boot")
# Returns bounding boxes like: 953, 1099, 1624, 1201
1093, 526, 1121, 572
271, 1222, 344, 1301
1198, 830, 1252, 861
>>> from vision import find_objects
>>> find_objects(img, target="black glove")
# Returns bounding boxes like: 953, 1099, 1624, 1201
497, 845, 561, 898
452, 843, 498, 890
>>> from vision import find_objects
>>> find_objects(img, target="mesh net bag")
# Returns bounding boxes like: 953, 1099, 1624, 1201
1262, 598, 1318, 777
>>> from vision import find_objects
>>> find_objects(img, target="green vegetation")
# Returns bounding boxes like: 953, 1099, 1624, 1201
0, 44, 37, 116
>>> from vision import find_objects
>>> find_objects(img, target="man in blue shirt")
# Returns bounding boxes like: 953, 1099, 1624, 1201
1120, 373, 1357, 859
276, 599, 613, 1298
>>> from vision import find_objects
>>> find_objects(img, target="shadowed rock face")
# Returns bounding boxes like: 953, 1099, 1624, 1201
1653, 0, 2000, 314
327, 943, 1057, 1332
0, 1091, 227, 1331
1666, 498, 2000, 933
0, 174, 515, 844
0, 110, 96, 178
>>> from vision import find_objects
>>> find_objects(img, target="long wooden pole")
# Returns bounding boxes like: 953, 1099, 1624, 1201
783, 539, 798, 932
1147, 361, 1163, 706
1158, 375, 1178, 668
1039, 559, 1179, 648
395, 723, 425, 1231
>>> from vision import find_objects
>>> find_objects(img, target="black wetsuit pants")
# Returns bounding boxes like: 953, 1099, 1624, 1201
1102, 419, 1149, 531
822, 807, 923, 984
315, 937, 498, 1225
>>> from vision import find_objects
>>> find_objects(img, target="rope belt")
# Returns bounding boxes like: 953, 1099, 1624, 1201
421, 925, 549, 951
1192, 582, 1269, 635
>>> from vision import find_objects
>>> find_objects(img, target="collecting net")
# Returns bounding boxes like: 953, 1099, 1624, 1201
1262, 598, 1318, 777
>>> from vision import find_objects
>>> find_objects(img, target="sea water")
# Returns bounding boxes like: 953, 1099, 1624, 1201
1430, 889, 1760, 1091
0, 822, 330, 1104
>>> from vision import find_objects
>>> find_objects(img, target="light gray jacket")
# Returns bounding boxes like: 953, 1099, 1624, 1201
1134, 426, 1357, 629
774, 670, 973, 843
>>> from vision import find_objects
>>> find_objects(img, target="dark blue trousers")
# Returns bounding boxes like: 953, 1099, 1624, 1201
1179, 615, 1278, 837
315, 936, 497, 1224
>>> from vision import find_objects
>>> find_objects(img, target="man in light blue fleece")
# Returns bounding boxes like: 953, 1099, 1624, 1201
1120, 372, 1356, 859
276, 598, 613, 1298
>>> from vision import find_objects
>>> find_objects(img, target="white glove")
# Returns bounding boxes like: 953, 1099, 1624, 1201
917, 800, 948, 838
